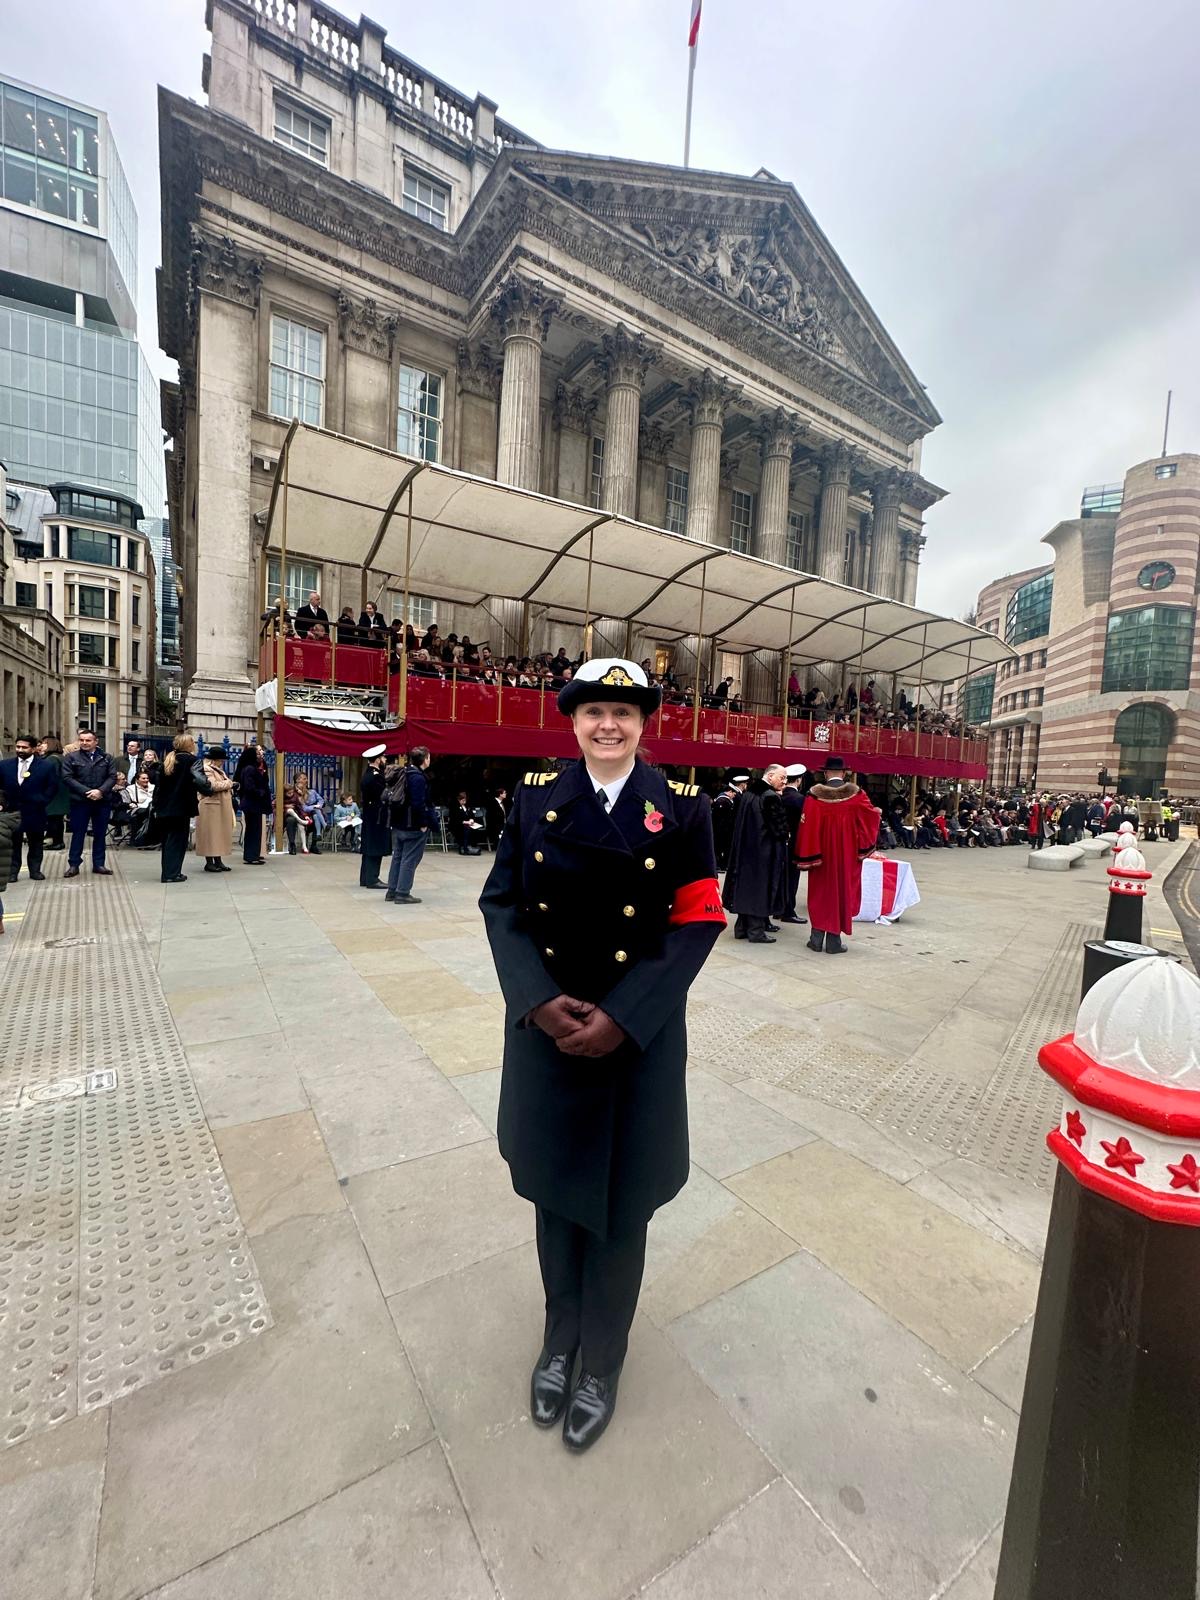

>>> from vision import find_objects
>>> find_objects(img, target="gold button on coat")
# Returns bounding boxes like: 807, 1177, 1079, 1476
614, 950, 628, 963
545, 810, 557, 821
622, 905, 636, 918
538, 902, 549, 912
534, 851, 544, 862
644, 857, 656, 870
545, 947, 555, 957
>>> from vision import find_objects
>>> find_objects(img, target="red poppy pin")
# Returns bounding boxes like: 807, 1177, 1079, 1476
644, 801, 664, 833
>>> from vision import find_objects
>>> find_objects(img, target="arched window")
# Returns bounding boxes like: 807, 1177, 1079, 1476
1114, 703, 1174, 796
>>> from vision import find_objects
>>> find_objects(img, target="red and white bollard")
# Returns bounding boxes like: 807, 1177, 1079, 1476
995, 955, 1200, 1598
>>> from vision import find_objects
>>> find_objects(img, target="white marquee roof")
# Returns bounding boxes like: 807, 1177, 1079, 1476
264, 423, 1012, 682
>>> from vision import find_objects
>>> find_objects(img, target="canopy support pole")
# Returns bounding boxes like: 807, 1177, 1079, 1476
853, 605, 868, 755
689, 563, 708, 784
624, 619, 634, 658
582, 531, 595, 660
914, 621, 929, 761
520, 600, 532, 658
399, 484, 413, 723
959, 642, 973, 762
272, 441, 290, 853
780, 583, 798, 746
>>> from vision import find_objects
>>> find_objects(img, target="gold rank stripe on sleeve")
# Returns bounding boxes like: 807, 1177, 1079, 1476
523, 772, 557, 787
667, 780, 700, 797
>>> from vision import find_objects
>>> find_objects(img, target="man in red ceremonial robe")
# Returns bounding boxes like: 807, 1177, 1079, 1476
794, 757, 881, 954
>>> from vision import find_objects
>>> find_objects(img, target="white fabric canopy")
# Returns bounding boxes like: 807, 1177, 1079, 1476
265, 423, 1013, 682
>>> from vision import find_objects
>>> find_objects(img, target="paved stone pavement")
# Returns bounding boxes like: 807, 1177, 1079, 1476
0, 830, 1192, 1600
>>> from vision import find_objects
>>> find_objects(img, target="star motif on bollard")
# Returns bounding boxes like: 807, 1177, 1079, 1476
1100, 1135, 1144, 1177
1065, 1110, 1086, 1147
1167, 1154, 1200, 1192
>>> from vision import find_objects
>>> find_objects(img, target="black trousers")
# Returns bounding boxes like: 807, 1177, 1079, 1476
160, 818, 190, 880
45, 815, 65, 848
359, 851, 384, 887
241, 808, 266, 863
536, 1207, 647, 1377
13, 822, 45, 877
786, 860, 801, 916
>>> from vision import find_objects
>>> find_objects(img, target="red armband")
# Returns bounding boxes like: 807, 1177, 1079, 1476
668, 877, 727, 926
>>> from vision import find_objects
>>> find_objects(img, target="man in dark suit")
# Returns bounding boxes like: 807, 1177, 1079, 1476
780, 762, 808, 924
62, 731, 119, 877
117, 738, 145, 786
294, 591, 329, 638
0, 735, 57, 880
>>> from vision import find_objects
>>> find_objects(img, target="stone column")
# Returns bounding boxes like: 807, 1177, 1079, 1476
598, 324, 657, 518
637, 419, 673, 524
492, 276, 559, 491
815, 440, 853, 582
868, 468, 906, 597
455, 340, 501, 476
684, 370, 740, 543
186, 234, 264, 731
900, 529, 923, 605
551, 382, 596, 505
755, 409, 801, 566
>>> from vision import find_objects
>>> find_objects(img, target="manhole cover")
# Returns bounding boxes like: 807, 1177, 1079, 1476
19, 1070, 118, 1108
44, 935, 101, 949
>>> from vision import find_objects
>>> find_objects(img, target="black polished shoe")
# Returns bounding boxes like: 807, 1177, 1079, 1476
806, 931, 826, 952
781, 913, 807, 924
563, 1367, 621, 1453
765, 921, 780, 933
384, 890, 397, 902
29, 871, 46, 881
733, 925, 748, 940
825, 934, 847, 954
64, 866, 80, 878
530, 1346, 577, 1428
747, 932, 776, 944
162, 874, 188, 883
93, 866, 113, 876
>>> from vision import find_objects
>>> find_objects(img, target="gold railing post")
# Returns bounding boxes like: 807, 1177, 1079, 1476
497, 674, 503, 726
399, 482, 413, 722
451, 666, 458, 722
853, 604, 868, 754
691, 561, 708, 748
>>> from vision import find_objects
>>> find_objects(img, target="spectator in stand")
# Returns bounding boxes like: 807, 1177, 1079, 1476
787, 668, 801, 710
294, 592, 329, 638
358, 601, 387, 643
234, 745, 271, 864
420, 623, 441, 655
154, 734, 199, 884
358, 749, 391, 889
36, 735, 69, 851
462, 635, 480, 667
63, 730, 119, 878
385, 746, 434, 904
712, 675, 735, 707
336, 606, 359, 645
117, 738, 145, 787
119, 770, 157, 848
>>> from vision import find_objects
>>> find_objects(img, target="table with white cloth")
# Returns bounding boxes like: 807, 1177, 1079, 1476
854, 852, 921, 924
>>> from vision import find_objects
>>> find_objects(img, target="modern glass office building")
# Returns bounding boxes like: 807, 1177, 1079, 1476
0, 76, 163, 518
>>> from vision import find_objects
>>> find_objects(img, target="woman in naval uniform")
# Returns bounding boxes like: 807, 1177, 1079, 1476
480, 658, 726, 1452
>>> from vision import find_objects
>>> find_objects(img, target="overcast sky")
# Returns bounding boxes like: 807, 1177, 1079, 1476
7, 0, 1198, 616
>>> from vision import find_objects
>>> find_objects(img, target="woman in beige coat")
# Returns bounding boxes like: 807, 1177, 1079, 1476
194, 748, 235, 872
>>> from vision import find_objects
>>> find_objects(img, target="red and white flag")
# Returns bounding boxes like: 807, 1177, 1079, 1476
688, 0, 702, 50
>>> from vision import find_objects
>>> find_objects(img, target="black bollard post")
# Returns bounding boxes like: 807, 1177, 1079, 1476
1079, 937, 1172, 1001
1101, 841, 1151, 946
994, 956, 1200, 1600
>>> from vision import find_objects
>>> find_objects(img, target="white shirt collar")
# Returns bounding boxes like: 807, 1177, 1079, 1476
585, 762, 635, 810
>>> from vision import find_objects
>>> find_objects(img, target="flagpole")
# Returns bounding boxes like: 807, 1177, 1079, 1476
683, 44, 697, 167
684, 0, 701, 167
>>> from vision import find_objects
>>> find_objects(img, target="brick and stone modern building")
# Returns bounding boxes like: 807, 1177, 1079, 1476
157, 0, 947, 733
962, 453, 1200, 797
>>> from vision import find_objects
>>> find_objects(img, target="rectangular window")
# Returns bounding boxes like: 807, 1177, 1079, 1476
665, 466, 690, 535
132, 642, 140, 672
401, 167, 450, 230
107, 589, 118, 621
107, 637, 118, 669
730, 490, 754, 556
1155, 462, 1177, 480
1021, 689, 1031, 708
1102, 605, 1195, 693
67, 526, 120, 567
408, 594, 436, 630
131, 686, 140, 716
14, 581, 36, 608
75, 632, 103, 666
1039, 649, 1048, 669
396, 364, 443, 461
77, 584, 106, 619
786, 510, 809, 571
0, 84, 99, 231
266, 556, 321, 613
14, 537, 43, 560
126, 540, 138, 572
44, 582, 53, 614
132, 595, 141, 626
1035, 687, 1045, 707
273, 98, 329, 166
589, 436, 605, 510
78, 680, 106, 738
268, 315, 325, 426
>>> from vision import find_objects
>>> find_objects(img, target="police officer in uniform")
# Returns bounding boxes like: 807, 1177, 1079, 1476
480, 658, 726, 1452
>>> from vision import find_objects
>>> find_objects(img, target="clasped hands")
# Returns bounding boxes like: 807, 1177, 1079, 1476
530, 994, 626, 1058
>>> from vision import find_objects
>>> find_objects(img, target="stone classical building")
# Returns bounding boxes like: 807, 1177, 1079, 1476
5, 479, 156, 745
962, 453, 1200, 796
0, 465, 66, 742
159, 0, 945, 732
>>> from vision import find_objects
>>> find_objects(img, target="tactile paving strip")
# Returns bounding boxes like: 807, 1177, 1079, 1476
0, 867, 271, 1449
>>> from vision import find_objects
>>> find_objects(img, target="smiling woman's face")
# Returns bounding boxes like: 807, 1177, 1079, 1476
572, 701, 644, 769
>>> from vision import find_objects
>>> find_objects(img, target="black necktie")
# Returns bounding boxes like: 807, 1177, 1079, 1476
598, 787, 610, 811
